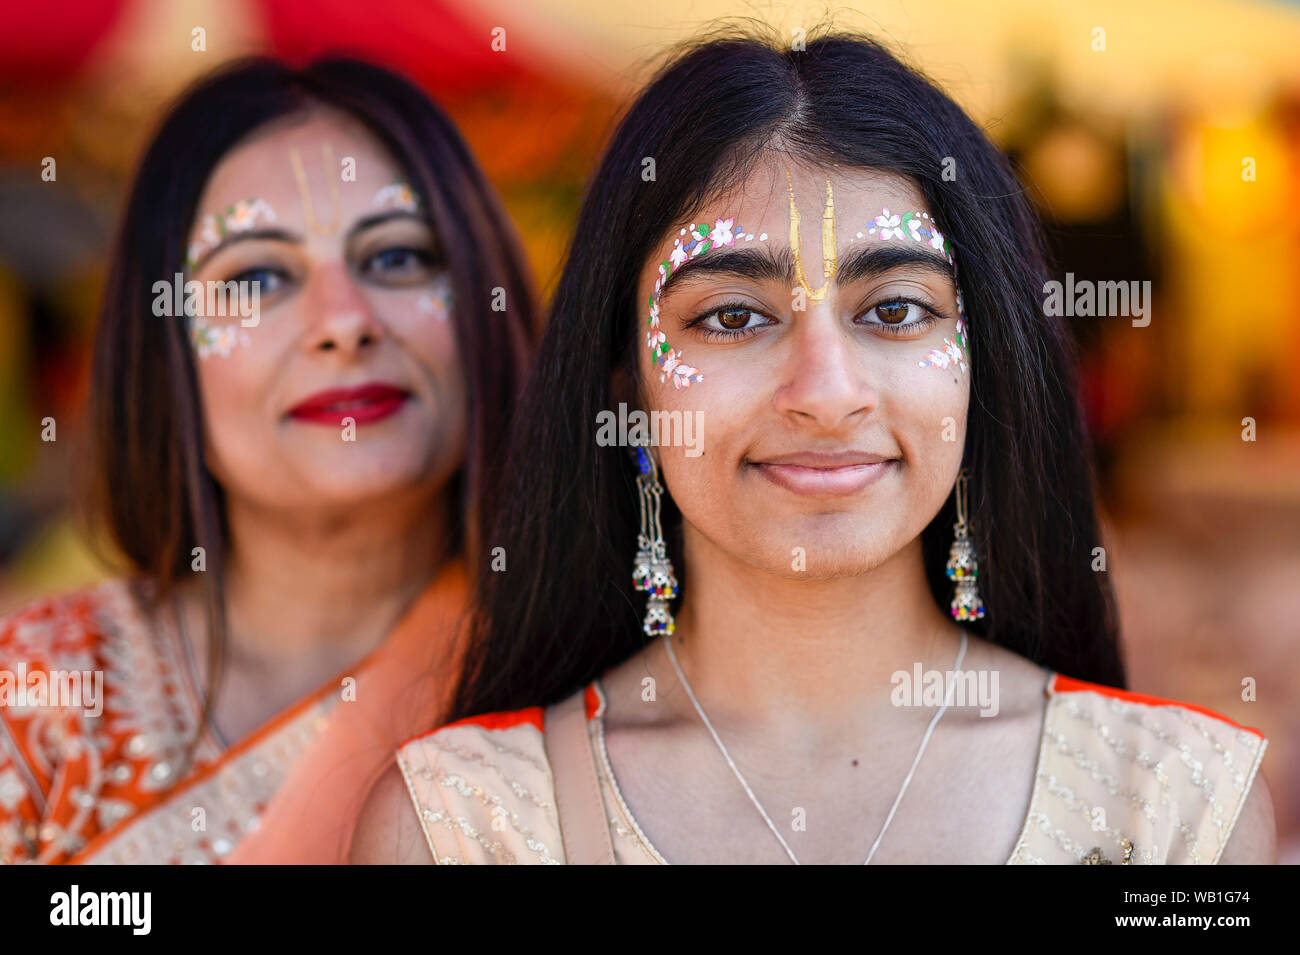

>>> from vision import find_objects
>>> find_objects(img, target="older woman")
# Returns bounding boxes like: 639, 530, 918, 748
0, 57, 533, 864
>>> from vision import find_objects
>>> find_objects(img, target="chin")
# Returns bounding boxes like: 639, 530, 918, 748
293, 445, 440, 497
738, 516, 900, 578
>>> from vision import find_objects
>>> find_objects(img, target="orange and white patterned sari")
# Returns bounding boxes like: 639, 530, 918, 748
0, 560, 466, 865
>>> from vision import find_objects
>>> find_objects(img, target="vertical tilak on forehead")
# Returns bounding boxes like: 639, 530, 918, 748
289, 145, 341, 235
785, 169, 837, 304
645, 186, 972, 388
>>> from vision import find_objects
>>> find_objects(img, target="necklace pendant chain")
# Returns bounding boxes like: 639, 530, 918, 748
662, 628, 969, 865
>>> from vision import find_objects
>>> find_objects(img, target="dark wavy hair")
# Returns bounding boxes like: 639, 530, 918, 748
449, 29, 1125, 721
84, 57, 535, 762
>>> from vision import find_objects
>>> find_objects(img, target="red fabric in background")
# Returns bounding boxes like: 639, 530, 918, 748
257, 0, 535, 94
0, 0, 129, 82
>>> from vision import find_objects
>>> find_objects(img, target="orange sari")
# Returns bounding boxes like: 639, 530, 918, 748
0, 561, 467, 865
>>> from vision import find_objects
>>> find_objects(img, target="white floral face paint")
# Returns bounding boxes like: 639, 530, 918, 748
418, 272, 453, 322
189, 314, 250, 360
918, 288, 969, 373
849, 207, 969, 374
648, 217, 769, 389
184, 200, 274, 359
185, 198, 278, 269
650, 196, 970, 387
372, 181, 420, 213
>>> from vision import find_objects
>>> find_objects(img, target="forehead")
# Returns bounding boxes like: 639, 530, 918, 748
671, 158, 931, 245
195, 106, 405, 217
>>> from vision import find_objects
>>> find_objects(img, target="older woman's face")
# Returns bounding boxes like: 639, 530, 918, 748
634, 158, 970, 577
183, 107, 465, 511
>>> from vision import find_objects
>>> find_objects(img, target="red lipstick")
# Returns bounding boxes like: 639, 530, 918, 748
287, 382, 410, 426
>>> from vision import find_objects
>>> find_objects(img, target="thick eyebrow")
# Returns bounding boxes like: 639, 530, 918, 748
188, 210, 430, 270
834, 243, 956, 286
656, 246, 794, 306
347, 209, 427, 238
189, 228, 299, 271
655, 241, 954, 306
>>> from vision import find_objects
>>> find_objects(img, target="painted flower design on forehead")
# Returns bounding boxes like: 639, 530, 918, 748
185, 198, 277, 268
648, 218, 768, 389
851, 208, 969, 374
372, 181, 420, 213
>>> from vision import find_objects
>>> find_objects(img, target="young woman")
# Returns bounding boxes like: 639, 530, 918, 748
351, 33, 1273, 865
0, 58, 533, 864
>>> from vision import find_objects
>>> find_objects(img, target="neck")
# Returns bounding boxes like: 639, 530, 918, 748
670, 528, 959, 728
216, 488, 453, 666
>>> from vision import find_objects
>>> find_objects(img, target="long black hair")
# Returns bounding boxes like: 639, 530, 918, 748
450, 29, 1124, 721
85, 57, 534, 767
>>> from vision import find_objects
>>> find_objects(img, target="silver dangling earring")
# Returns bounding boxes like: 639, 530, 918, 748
632, 446, 677, 636
946, 466, 986, 621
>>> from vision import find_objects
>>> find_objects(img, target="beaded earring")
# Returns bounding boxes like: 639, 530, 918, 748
946, 466, 986, 621
632, 446, 677, 636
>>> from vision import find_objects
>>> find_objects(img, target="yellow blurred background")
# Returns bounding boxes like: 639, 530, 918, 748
1, 0, 1297, 860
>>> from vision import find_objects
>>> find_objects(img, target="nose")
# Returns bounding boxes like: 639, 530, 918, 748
300, 261, 384, 359
772, 304, 878, 429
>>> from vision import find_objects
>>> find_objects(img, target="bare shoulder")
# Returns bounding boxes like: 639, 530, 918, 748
348, 760, 433, 865
1218, 774, 1277, 865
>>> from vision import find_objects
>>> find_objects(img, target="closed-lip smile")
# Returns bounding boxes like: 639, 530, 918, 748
287, 381, 410, 426
748, 450, 897, 496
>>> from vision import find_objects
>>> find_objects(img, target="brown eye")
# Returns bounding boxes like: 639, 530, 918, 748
877, 302, 911, 324
857, 300, 937, 331
695, 304, 774, 338
718, 308, 752, 329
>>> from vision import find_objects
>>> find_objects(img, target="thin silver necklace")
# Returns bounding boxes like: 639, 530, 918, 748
662, 628, 969, 864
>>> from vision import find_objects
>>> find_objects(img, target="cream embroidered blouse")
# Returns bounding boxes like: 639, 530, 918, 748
396, 674, 1268, 864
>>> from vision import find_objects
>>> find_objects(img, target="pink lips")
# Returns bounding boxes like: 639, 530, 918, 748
750, 451, 896, 497
287, 382, 410, 426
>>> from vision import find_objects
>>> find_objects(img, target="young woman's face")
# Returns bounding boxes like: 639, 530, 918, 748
635, 159, 970, 577
184, 106, 466, 512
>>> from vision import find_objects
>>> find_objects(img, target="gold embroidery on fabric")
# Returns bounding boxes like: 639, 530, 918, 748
1081, 837, 1135, 865
1041, 773, 1156, 864
433, 770, 558, 864
485, 738, 549, 775
1093, 697, 1230, 833
1010, 844, 1046, 865
1055, 696, 1206, 862
1041, 736, 1161, 825
427, 751, 474, 863
1028, 809, 1089, 860
396, 750, 444, 864
414, 764, 518, 866
427, 738, 555, 812
1169, 707, 1249, 791
1048, 727, 1199, 861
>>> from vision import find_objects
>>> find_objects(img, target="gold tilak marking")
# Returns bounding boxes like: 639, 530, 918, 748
289, 145, 341, 235
786, 170, 837, 303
